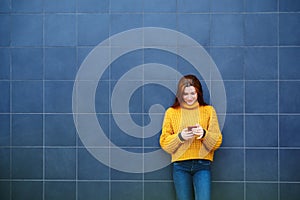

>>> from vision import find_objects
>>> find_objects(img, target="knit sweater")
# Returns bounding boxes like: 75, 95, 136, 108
159, 103, 222, 162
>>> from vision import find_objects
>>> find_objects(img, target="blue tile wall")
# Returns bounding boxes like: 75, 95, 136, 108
1, 0, 300, 200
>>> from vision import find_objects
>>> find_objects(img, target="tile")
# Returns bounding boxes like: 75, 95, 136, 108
45, 148, 76, 179
110, 116, 143, 147
45, 114, 76, 146
280, 81, 300, 113
74, 81, 110, 114
245, 47, 278, 80
246, 149, 278, 181
245, 0, 278, 12
211, 14, 244, 46
111, 182, 143, 200
78, 182, 109, 200
77, 114, 110, 147
143, 83, 175, 112
45, 81, 73, 113
143, 115, 165, 147
245, 14, 278, 46
45, 181, 76, 200
279, 47, 300, 80
280, 183, 300, 200
245, 115, 278, 147
111, 165, 143, 180
0, 15, 11, 46
0, 148, 10, 179
144, 0, 176, 12
12, 48, 43, 80
211, 0, 244, 12
246, 183, 278, 200
0, 81, 10, 113
110, 14, 143, 35
11, 14, 43, 46
0, 0, 10, 12
0, 115, 10, 146
144, 163, 173, 180
45, 47, 77, 80
44, 0, 75, 12
12, 148, 43, 179
78, 148, 109, 180
144, 14, 177, 30
12, 0, 43, 12
12, 114, 43, 146
77, 0, 109, 12
279, 13, 300, 45
144, 49, 178, 74
144, 182, 176, 200
212, 149, 244, 181
211, 182, 244, 200
245, 81, 278, 113
280, 115, 300, 147
12, 81, 43, 113
280, 149, 300, 181
177, 0, 210, 13
110, 50, 143, 80
279, 0, 300, 12
45, 14, 76, 46
110, 0, 143, 12
0, 48, 10, 79
210, 47, 244, 80
221, 115, 244, 147
178, 14, 210, 46
78, 14, 109, 46
12, 181, 42, 200
214, 81, 244, 114
0, 181, 10, 200
110, 80, 143, 113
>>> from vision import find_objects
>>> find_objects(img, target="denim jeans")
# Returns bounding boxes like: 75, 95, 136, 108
173, 159, 211, 200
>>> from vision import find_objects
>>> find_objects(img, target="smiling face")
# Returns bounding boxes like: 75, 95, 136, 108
182, 86, 198, 106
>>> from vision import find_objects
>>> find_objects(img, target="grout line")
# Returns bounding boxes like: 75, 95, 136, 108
42, 0, 45, 199
242, 1, 247, 199
277, 0, 281, 199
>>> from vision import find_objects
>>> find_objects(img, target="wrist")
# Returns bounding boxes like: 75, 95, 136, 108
202, 129, 206, 138
178, 132, 185, 142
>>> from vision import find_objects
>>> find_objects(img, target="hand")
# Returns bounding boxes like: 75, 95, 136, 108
180, 128, 194, 141
191, 124, 205, 139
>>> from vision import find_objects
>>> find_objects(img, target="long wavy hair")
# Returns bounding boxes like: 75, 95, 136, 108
171, 74, 208, 108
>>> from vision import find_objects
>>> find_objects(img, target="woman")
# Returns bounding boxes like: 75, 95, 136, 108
160, 74, 222, 200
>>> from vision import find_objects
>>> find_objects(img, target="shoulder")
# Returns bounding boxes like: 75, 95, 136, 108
165, 106, 180, 115
199, 105, 216, 115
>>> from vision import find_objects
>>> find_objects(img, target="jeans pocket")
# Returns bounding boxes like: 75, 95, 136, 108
196, 159, 211, 170
198, 159, 211, 166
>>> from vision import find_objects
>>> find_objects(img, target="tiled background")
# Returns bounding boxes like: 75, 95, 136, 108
1, 0, 300, 200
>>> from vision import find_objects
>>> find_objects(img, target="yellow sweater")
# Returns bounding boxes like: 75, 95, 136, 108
160, 103, 222, 162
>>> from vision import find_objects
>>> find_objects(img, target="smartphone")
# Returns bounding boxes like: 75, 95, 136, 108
187, 125, 197, 131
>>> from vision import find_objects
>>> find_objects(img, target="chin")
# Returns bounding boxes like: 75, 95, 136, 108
186, 101, 196, 105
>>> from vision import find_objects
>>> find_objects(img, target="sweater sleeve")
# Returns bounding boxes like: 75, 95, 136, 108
159, 108, 183, 154
199, 106, 223, 157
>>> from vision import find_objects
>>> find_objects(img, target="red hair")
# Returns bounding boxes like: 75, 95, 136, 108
171, 74, 208, 108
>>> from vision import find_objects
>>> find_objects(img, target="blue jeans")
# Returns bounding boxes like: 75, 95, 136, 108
173, 159, 211, 200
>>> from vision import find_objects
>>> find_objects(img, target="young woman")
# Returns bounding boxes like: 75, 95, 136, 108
160, 74, 222, 200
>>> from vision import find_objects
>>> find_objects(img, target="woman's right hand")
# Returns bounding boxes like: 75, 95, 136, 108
180, 128, 194, 141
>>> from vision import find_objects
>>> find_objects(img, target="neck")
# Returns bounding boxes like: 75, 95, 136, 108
180, 101, 199, 110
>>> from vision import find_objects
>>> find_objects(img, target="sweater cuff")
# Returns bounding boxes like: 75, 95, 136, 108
178, 132, 185, 142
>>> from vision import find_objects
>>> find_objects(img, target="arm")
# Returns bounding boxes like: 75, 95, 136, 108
159, 108, 183, 154
200, 106, 223, 156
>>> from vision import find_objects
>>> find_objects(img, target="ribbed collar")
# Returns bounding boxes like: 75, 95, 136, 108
180, 101, 199, 110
